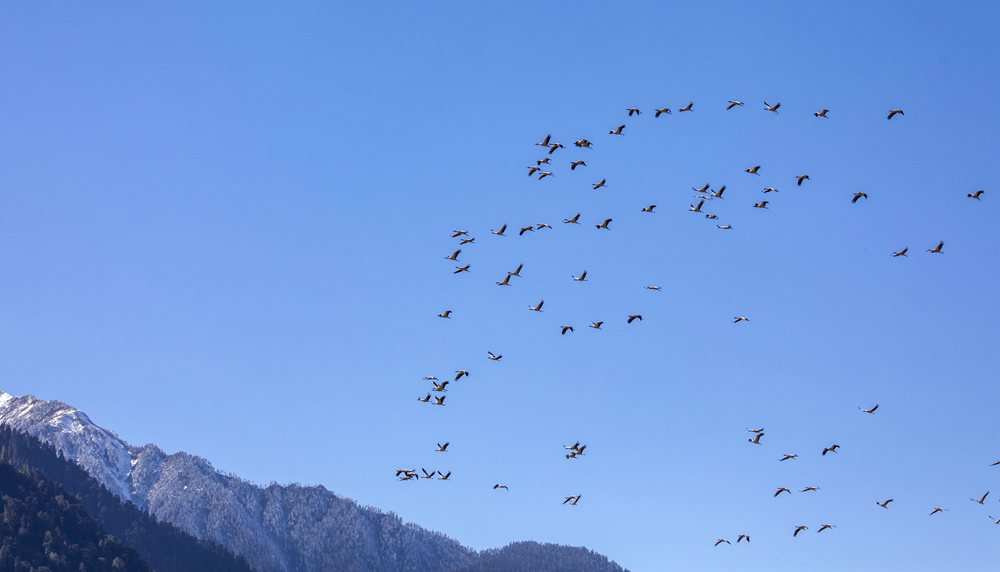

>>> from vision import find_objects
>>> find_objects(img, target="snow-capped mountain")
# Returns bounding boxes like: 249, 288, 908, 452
0, 390, 626, 572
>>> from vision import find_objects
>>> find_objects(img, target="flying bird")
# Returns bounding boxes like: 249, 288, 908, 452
547, 143, 564, 155
679, 102, 694, 112
436, 442, 449, 452
438, 310, 452, 319
690, 199, 705, 213
518, 225, 535, 236
572, 270, 588, 282
774, 487, 791, 497
510, 263, 524, 277
796, 175, 810, 186
642, 204, 656, 213
627, 108, 641, 116
851, 192, 869, 203
451, 230, 469, 238
762, 187, 779, 193
764, 101, 781, 113
793, 525, 808, 537
733, 316, 750, 324
491, 224, 508, 236
877, 498, 894, 509
453, 265, 471, 274
563, 213, 581, 224
714, 539, 731, 547
438, 471, 452, 480
693, 183, 710, 193
418, 393, 431, 403
927, 241, 944, 254
801, 486, 820, 493
929, 507, 948, 516
570, 160, 587, 170
527, 165, 541, 177
736, 534, 750, 543
887, 108, 905, 120
487, 352, 503, 361
536, 223, 552, 230
536, 134, 552, 147
859, 404, 879, 414
421, 468, 435, 479
529, 300, 544, 312
779, 453, 799, 462
814, 109, 830, 118
892, 247, 909, 257
753, 201, 769, 209
749, 433, 765, 445
454, 370, 469, 381
563, 495, 582, 505
432, 381, 449, 392
493, 484, 509, 491
561, 325, 575, 335
593, 178, 607, 190
645, 285, 662, 292
575, 139, 593, 148
459, 237, 475, 245
971, 491, 990, 505
717, 225, 733, 230
968, 190, 985, 200
654, 107, 671, 117
746, 165, 761, 175
496, 273, 512, 286
433, 395, 446, 406
627, 314, 643, 324
710, 186, 727, 199
822, 444, 841, 456
727, 100, 744, 110
596, 218, 612, 230
817, 524, 836, 533
609, 124, 626, 135
589, 321, 604, 330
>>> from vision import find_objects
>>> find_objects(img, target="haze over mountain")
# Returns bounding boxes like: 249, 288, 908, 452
0, 389, 625, 572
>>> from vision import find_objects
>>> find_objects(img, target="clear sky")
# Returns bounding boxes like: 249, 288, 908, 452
1, 2, 998, 571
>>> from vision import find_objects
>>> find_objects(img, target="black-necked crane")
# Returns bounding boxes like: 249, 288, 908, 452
968, 190, 985, 200
851, 192, 868, 203
593, 178, 607, 190
753, 201, 769, 209
454, 370, 469, 381
654, 107, 671, 117
438, 310, 452, 319
491, 224, 507, 236
561, 325, 575, 335
717, 224, 733, 230
609, 124, 625, 135
749, 433, 764, 445
929, 507, 948, 516
822, 444, 840, 456
892, 247, 909, 257
487, 351, 502, 361
493, 484, 509, 491
746, 165, 761, 175
642, 204, 656, 213
433, 395, 446, 406
814, 109, 830, 118
570, 160, 587, 170
418, 393, 431, 403
589, 321, 604, 330
432, 381, 449, 392
737, 534, 750, 543
421, 468, 435, 479
563, 213, 581, 224
528, 165, 541, 177
536, 134, 552, 147
714, 539, 731, 547
645, 285, 662, 292
547, 142, 564, 155
518, 225, 535, 236
928, 241, 944, 254
436, 442, 449, 452
679, 102, 694, 112
627, 107, 641, 116
762, 187, 779, 193
627, 314, 643, 324
733, 316, 750, 324
793, 525, 808, 537
454, 265, 471, 274
796, 174, 810, 186
727, 100, 744, 110
764, 101, 781, 113
536, 157, 551, 165
711, 185, 727, 199
693, 183, 710, 193
438, 471, 452, 480
774, 487, 791, 497
575, 139, 593, 148
972, 491, 990, 505
887, 108, 904, 120
817, 524, 836, 533
572, 270, 588, 282
459, 237, 475, 245
496, 273, 512, 286
596, 218, 612, 230
877, 498, 894, 509
801, 486, 820, 493
529, 300, 544, 312
859, 404, 879, 414
563, 495, 582, 505
780, 453, 798, 462
537, 171, 554, 180
690, 199, 705, 213
451, 230, 469, 238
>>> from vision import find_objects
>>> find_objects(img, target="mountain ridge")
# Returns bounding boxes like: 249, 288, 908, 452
0, 389, 626, 572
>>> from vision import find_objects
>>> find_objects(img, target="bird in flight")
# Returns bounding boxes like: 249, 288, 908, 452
527, 165, 541, 177
877, 498, 894, 509
609, 124, 626, 136
418, 394, 431, 403
459, 237, 475, 245
654, 107, 671, 117
493, 484, 509, 491
487, 352, 502, 361
796, 174, 810, 186
971, 491, 989, 505
736, 534, 750, 543
733, 316, 750, 324
746, 165, 761, 175
453, 265, 471, 274
536, 157, 551, 165
793, 525, 808, 537
627, 107, 641, 116
431, 381, 449, 392
518, 225, 535, 236
779, 453, 799, 462
421, 468, 436, 479
762, 187, 779, 194
727, 100, 744, 110
822, 444, 841, 456
679, 102, 694, 112
451, 230, 469, 238
774, 487, 791, 497
892, 247, 909, 257
927, 241, 944, 254
536, 134, 552, 147
968, 190, 985, 200
596, 218, 612, 230
642, 204, 656, 213
717, 225, 733, 230
814, 108, 830, 118
693, 183, 710, 193
454, 370, 469, 381
561, 325, 575, 335
627, 314, 643, 324
645, 285, 662, 292
529, 300, 544, 312
572, 270, 588, 282
690, 199, 705, 213
589, 321, 604, 330
438, 310, 452, 319
547, 143, 564, 155
859, 404, 879, 414
437, 471, 452, 480
710, 186, 727, 199
574, 139, 593, 148
436, 442, 449, 452
801, 486, 820, 493
817, 524, 836, 533
510, 263, 524, 277
496, 273, 512, 286
764, 101, 781, 113
563, 213, 581, 224
433, 395, 446, 406
753, 201, 769, 209
563, 495, 582, 505
593, 178, 607, 190
714, 539, 731, 547
570, 160, 587, 170
851, 192, 869, 203
887, 108, 905, 120
929, 507, 948, 516
749, 432, 764, 445
491, 224, 507, 237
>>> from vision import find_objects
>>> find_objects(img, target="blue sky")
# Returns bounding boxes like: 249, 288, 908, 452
1, 2, 998, 570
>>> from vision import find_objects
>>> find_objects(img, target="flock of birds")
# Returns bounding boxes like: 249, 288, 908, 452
393, 99, 993, 546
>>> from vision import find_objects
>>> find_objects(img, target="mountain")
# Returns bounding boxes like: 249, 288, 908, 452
0, 426, 254, 572
0, 461, 152, 572
0, 390, 626, 572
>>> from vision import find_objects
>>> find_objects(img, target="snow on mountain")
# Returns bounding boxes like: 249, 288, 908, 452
0, 389, 626, 572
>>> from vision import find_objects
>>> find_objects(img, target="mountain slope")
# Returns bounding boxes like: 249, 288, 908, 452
0, 461, 152, 572
0, 390, 626, 572
0, 426, 255, 572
